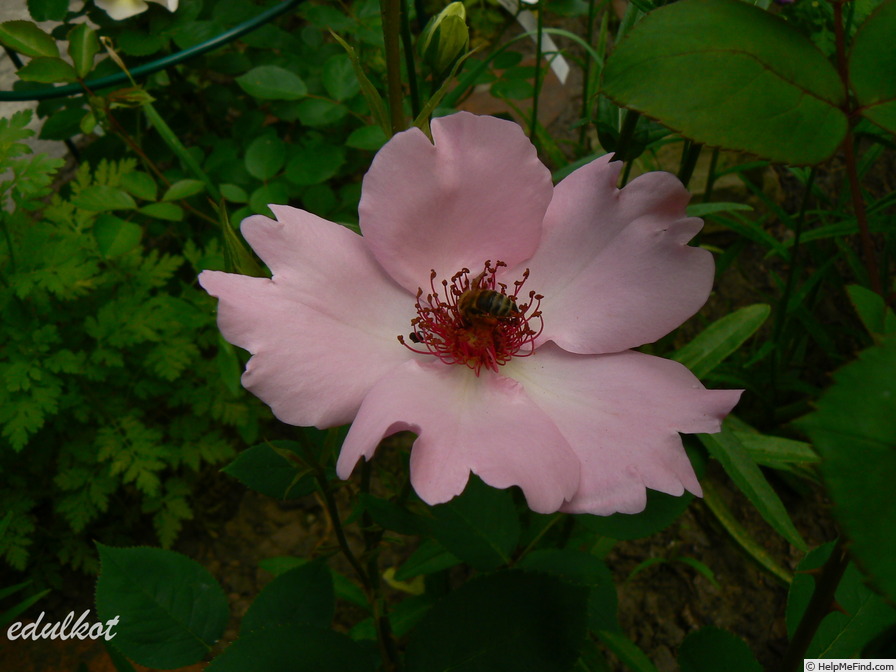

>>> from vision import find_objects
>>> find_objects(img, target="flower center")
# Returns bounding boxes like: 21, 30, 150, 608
398, 260, 543, 375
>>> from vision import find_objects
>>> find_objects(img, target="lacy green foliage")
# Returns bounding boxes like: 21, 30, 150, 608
0, 110, 64, 210
0, 118, 262, 572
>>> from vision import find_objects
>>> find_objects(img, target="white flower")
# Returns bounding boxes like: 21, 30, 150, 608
94, 0, 178, 21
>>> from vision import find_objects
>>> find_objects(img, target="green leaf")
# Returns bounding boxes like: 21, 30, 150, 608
38, 107, 84, 140
724, 415, 817, 474
162, 179, 205, 201
412, 49, 476, 135
219, 183, 248, 203
171, 20, 226, 51
242, 561, 334, 633
245, 134, 286, 181
672, 304, 771, 379
685, 202, 753, 218
426, 476, 520, 571
217, 200, 266, 277
796, 339, 896, 602
302, 5, 353, 31
141, 101, 220, 202
117, 29, 165, 56
731, 431, 818, 470
296, 98, 347, 127
120, 172, 157, 201
322, 53, 360, 101
214, 335, 242, 396
351, 594, 434, 640
492, 78, 534, 100
17, 57, 77, 83
406, 570, 588, 672
602, 0, 847, 164
701, 479, 792, 584
79, 110, 96, 135
27, 0, 69, 21
850, 0, 896, 137
394, 539, 461, 580
329, 31, 390, 137
0, 581, 49, 629
138, 202, 184, 221
94, 214, 143, 258
205, 625, 376, 672
786, 542, 896, 657
699, 426, 807, 551
346, 124, 389, 151
596, 631, 658, 672
258, 557, 368, 608
95, 544, 229, 669
576, 489, 694, 541
519, 549, 618, 633
104, 645, 139, 672
67, 23, 99, 79
678, 627, 762, 672
236, 65, 308, 100
301, 184, 336, 215
249, 181, 289, 217
285, 143, 345, 186
221, 441, 315, 500
71, 185, 137, 211
846, 284, 896, 340
359, 494, 425, 535
0, 20, 59, 58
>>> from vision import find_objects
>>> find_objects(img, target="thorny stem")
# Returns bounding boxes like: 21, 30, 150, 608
312, 469, 369, 591
360, 460, 402, 672
89, 47, 221, 225
779, 538, 851, 672
770, 168, 816, 417
833, 0, 884, 297
97, 103, 218, 227
399, 0, 421, 119
578, 0, 599, 150
512, 514, 563, 563
676, 139, 703, 189
300, 428, 398, 672
311, 465, 400, 672
0, 214, 17, 275
529, 0, 544, 146
610, 108, 640, 166
93, 103, 213, 225
620, 159, 633, 188
841, 128, 882, 295
381, 0, 406, 135
701, 148, 720, 203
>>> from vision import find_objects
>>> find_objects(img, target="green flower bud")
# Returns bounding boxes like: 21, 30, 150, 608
419, 2, 470, 77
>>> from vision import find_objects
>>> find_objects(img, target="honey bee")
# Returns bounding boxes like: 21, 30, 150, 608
457, 287, 519, 321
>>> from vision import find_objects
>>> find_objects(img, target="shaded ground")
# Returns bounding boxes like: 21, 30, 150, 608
611, 462, 837, 671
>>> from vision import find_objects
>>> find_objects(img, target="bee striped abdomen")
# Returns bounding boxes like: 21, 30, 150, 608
458, 289, 518, 319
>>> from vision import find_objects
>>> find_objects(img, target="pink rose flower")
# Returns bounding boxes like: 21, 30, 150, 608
199, 112, 741, 515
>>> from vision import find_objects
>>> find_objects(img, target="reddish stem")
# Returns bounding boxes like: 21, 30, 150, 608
833, 0, 884, 297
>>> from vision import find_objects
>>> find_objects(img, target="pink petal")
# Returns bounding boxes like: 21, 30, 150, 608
359, 112, 553, 294
521, 156, 714, 354
199, 207, 417, 428
506, 344, 742, 515
336, 360, 580, 513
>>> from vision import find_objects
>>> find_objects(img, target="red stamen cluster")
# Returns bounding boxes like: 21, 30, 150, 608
399, 260, 544, 375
